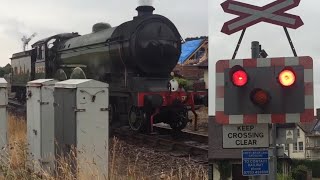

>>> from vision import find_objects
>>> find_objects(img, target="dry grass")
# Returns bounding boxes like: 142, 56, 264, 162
8, 113, 27, 169
0, 112, 208, 180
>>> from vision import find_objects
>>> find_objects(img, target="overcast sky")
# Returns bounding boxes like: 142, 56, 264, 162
0, 0, 208, 66
208, 0, 320, 115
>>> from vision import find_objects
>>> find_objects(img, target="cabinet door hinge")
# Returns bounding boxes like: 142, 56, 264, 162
100, 108, 109, 111
74, 108, 86, 112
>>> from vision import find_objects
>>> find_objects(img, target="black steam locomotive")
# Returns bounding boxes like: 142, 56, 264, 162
10, 5, 207, 132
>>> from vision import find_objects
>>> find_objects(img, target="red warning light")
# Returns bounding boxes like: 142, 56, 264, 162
232, 70, 248, 87
250, 88, 270, 106
279, 69, 296, 87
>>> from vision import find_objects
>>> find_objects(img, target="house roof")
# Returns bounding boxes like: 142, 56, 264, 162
306, 119, 320, 137
313, 119, 320, 131
298, 119, 319, 134
178, 38, 206, 64
181, 58, 208, 68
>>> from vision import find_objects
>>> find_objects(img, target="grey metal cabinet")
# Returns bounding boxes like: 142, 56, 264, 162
0, 78, 7, 151
26, 79, 57, 173
54, 79, 109, 178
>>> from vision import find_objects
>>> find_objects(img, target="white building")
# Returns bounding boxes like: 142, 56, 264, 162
306, 120, 320, 160
283, 119, 320, 160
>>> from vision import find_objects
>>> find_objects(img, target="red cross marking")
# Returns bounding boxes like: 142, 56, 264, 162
221, 0, 304, 35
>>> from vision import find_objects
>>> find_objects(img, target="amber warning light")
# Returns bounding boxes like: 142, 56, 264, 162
279, 68, 296, 87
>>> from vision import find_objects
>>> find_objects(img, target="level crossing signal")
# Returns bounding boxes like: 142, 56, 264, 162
215, 56, 314, 124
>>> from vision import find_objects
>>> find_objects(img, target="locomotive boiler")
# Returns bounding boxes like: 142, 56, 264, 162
10, 5, 207, 132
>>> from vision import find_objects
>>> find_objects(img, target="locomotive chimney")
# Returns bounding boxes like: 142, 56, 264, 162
136, 5, 155, 16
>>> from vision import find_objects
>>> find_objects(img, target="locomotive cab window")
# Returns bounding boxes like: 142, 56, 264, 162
36, 45, 45, 60
47, 39, 57, 49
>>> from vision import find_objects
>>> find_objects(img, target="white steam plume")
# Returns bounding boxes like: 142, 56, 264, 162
138, 0, 154, 6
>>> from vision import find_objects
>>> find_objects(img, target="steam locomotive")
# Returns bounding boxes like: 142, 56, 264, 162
10, 5, 207, 132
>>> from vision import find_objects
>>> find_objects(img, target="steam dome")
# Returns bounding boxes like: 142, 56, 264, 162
92, 23, 112, 33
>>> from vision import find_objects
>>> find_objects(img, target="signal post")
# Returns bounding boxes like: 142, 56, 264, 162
212, 0, 314, 179
216, 51, 314, 179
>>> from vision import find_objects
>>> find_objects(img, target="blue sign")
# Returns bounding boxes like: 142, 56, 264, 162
242, 150, 269, 176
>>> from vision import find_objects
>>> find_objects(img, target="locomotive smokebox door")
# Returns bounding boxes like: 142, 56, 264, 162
54, 79, 109, 178
0, 78, 7, 152
26, 79, 57, 173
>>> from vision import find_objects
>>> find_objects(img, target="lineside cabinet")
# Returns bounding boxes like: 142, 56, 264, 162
26, 79, 57, 173
0, 78, 7, 150
54, 79, 109, 178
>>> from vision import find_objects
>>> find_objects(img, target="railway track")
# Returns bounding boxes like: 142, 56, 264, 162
8, 98, 26, 113
112, 125, 208, 165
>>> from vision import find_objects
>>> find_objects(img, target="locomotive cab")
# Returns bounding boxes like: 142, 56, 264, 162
31, 33, 80, 80
33, 44, 46, 79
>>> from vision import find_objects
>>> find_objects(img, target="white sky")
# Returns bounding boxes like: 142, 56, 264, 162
208, 0, 320, 115
0, 0, 208, 66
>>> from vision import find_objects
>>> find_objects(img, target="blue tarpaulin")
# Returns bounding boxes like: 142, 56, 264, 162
178, 39, 204, 64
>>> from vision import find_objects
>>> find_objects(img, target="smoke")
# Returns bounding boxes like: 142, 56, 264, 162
138, 0, 154, 6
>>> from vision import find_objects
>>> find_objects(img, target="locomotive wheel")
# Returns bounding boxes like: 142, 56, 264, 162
70, 67, 86, 79
169, 109, 188, 131
128, 106, 146, 132
55, 69, 67, 81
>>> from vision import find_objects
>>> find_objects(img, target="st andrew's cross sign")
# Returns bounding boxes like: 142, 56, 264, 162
221, 0, 304, 35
